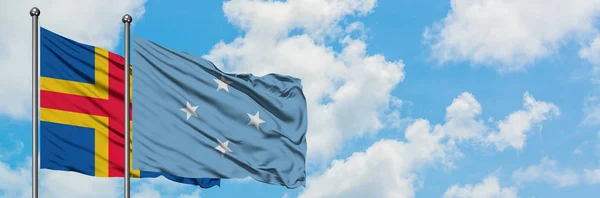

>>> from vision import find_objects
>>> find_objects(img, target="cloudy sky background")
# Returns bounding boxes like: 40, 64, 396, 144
1, 0, 600, 197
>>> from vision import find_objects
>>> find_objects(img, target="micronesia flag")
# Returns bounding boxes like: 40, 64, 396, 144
39, 27, 219, 188
131, 35, 308, 188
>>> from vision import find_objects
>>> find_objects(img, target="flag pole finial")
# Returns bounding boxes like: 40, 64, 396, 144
30, 7, 40, 16
122, 14, 132, 23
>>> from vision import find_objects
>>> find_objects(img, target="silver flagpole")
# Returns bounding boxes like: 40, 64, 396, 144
122, 14, 132, 198
30, 7, 40, 198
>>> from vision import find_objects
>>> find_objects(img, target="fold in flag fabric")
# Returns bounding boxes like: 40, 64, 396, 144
131, 35, 308, 188
39, 27, 220, 188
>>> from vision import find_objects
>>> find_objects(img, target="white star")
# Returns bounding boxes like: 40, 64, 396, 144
180, 101, 199, 120
247, 111, 265, 130
215, 138, 232, 157
214, 76, 232, 93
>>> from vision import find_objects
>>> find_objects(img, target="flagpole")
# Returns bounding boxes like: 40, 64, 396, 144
122, 14, 132, 198
30, 7, 40, 198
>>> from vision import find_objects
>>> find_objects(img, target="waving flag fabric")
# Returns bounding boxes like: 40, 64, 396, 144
131, 36, 308, 188
39, 27, 220, 188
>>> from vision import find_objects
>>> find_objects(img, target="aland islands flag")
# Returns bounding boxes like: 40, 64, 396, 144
39, 27, 219, 188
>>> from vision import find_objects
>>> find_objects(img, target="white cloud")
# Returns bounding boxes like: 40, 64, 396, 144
132, 177, 203, 198
220, 0, 376, 41
583, 169, 600, 184
439, 92, 487, 142
580, 36, 600, 65
572, 131, 600, 157
0, 157, 122, 198
443, 176, 518, 198
0, 158, 30, 198
345, 22, 368, 40
0, 0, 147, 119
512, 157, 579, 187
582, 96, 600, 126
132, 184, 161, 198
177, 190, 201, 198
427, 91, 560, 152
385, 97, 414, 130
424, 0, 600, 71
206, 0, 404, 163
485, 92, 560, 151
298, 125, 446, 198
573, 141, 587, 156
579, 36, 600, 82
40, 170, 122, 198
298, 92, 557, 198
0, 155, 208, 198
297, 93, 478, 198
582, 132, 600, 184
228, 176, 254, 183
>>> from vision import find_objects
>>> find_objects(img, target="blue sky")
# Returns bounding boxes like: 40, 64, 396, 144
1, 0, 600, 197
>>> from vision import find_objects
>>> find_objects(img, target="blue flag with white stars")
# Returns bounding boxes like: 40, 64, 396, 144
130, 35, 308, 188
